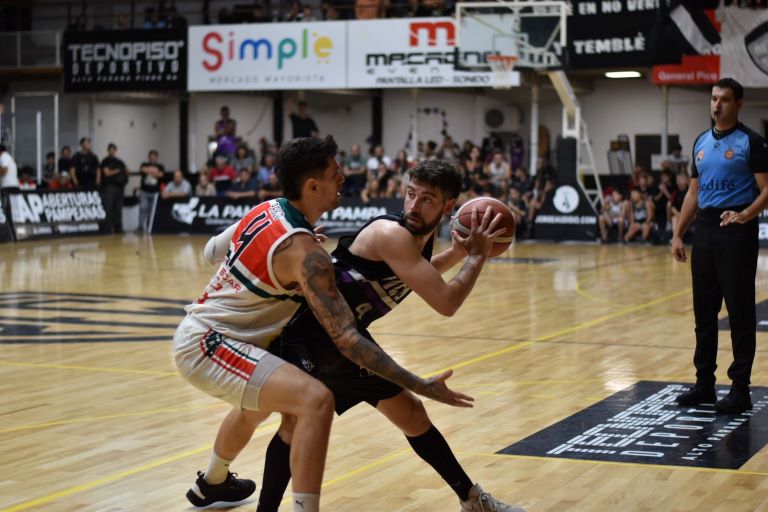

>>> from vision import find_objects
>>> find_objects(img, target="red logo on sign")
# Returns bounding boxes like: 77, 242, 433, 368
409, 21, 455, 47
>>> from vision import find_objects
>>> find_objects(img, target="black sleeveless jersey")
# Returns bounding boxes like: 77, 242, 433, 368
278, 213, 434, 374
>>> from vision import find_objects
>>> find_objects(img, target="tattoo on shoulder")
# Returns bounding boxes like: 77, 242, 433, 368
274, 234, 295, 255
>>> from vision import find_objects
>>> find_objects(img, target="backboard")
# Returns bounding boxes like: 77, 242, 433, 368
455, 1, 568, 73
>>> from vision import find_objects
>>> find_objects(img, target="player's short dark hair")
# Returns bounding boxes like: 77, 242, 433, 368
408, 159, 462, 200
148, 149, 158, 157
715, 77, 744, 102
79, 136, 90, 145
276, 136, 338, 200
0, 144, 6, 153
46, 151, 55, 158
108, 143, 117, 151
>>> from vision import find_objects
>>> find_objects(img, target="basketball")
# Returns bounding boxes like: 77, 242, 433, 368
451, 197, 516, 257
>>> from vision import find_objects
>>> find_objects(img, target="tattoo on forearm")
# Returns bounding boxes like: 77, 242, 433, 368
301, 250, 423, 392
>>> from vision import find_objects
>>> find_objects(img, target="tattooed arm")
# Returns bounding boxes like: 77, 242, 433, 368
292, 239, 473, 407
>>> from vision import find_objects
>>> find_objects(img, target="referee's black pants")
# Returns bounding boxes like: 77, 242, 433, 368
691, 206, 758, 389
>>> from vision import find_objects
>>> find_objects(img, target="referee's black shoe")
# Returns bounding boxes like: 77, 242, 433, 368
715, 386, 752, 414
676, 385, 716, 406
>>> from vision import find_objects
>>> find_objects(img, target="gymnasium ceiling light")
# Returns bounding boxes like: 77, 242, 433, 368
605, 71, 642, 79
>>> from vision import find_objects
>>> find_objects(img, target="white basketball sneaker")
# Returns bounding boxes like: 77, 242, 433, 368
459, 483, 526, 512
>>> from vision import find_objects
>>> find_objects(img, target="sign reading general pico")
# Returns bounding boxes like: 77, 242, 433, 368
347, 18, 517, 89
188, 22, 346, 91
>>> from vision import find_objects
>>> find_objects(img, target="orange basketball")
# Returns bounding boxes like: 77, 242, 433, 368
451, 197, 515, 257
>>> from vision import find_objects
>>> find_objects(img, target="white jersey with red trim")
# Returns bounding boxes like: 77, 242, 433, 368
185, 197, 314, 347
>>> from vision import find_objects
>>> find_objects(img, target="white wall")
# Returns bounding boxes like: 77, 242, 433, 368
382, 89, 526, 158
190, 93, 273, 172
576, 78, 768, 174
293, 94, 373, 154
81, 99, 180, 171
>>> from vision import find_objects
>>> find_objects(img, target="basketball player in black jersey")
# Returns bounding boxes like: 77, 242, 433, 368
258, 160, 523, 512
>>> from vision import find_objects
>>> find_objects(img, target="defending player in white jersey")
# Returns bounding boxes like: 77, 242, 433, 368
173, 137, 472, 512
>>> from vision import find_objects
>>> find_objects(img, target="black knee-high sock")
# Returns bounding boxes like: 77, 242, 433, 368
405, 424, 474, 501
256, 433, 292, 512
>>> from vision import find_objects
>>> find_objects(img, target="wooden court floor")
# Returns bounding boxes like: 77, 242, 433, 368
2, 234, 768, 511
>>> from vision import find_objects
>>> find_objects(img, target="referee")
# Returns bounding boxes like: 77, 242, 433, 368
672, 78, 768, 414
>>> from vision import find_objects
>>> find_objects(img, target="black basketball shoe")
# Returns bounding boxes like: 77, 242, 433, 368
186, 471, 256, 508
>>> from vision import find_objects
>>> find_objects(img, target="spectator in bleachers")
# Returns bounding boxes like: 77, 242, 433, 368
143, 7, 166, 28
486, 150, 511, 191
138, 150, 165, 232
510, 139, 525, 171
366, 144, 392, 172
527, 174, 555, 236
669, 171, 690, 238
413, 0, 448, 16
356, 0, 388, 19
260, 172, 283, 201
466, 146, 490, 193
285, 0, 304, 21
165, 5, 187, 28
49, 171, 74, 191
342, 144, 367, 197
98, 143, 128, 234
257, 153, 276, 186
233, 145, 255, 174
58, 146, 72, 174
534, 156, 557, 184
114, 14, 130, 29
210, 154, 237, 196
510, 166, 534, 204
226, 168, 259, 201
507, 187, 528, 238
634, 171, 655, 200
302, 4, 318, 20
70, 137, 100, 190
439, 136, 458, 160
43, 151, 57, 186
18, 166, 37, 190
195, 173, 217, 197
376, 160, 399, 198
214, 106, 238, 159
162, 170, 192, 199
663, 143, 689, 174
624, 188, 655, 243
289, 99, 319, 138
598, 189, 626, 243
653, 170, 675, 240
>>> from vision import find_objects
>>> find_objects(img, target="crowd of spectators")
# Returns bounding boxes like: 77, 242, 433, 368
598, 164, 691, 245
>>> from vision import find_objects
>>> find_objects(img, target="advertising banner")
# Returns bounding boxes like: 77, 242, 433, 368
347, 18, 515, 89
567, 0, 658, 69
650, 3, 720, 85
7, 190, 110, 241
63, 29, 187, 92
0, 198, 14, 243
319, 197, 402, 236
151, 196, 403, 236
721, 6, 768, 87
188, 22, 347, 91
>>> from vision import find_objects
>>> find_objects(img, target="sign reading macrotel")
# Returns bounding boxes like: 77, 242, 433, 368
347, 18, 514, 89
64, 29, 187, 92
188, 22, 346, 91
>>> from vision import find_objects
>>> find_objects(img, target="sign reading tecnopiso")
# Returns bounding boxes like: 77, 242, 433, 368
8, 191, 110, 241
500, 381, 768, 469
347, 18, 515, 89
188, 22, 346, 91
63, 29, 187, 92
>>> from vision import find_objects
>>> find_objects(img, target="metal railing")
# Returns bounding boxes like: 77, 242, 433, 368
0, 31, 61, 68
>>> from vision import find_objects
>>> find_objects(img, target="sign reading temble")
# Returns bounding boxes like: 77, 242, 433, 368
7, 191, 110, 241
500, 381, 768, 469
